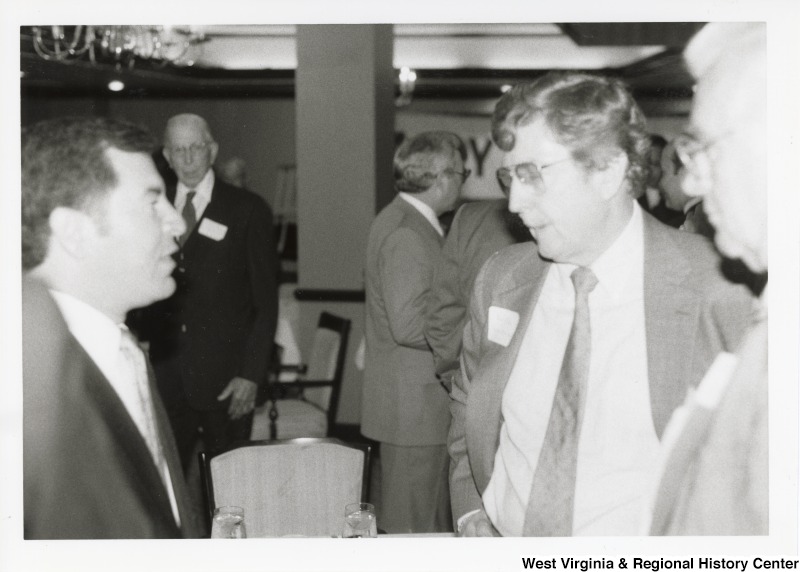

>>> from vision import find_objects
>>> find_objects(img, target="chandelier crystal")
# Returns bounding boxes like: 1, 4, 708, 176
32, 25, 207, 69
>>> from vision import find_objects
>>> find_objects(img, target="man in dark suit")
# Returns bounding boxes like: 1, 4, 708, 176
22, 116, 200, 538
449, 73, 753, 536
135, 113, 279, 469
361, 131, 469, 533
648, 22, 769, 536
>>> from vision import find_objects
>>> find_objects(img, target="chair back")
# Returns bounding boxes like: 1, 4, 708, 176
302, 312, 350, 427
202, 438, 370, 537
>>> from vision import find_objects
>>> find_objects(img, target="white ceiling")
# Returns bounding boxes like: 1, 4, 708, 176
185, 24, 666, 70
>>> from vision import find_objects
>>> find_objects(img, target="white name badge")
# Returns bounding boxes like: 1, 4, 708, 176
198, 218, 228, 241
487, 306, 519, 347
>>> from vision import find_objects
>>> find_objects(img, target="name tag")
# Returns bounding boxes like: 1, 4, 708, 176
487, 306, 519, 347
198, 218, 228, 241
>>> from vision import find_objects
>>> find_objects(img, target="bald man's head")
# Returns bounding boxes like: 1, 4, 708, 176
162, 114, 219, 188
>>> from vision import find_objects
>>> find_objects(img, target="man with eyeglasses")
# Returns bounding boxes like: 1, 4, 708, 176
648, 22, 769, 536
361, 131, 469, 533
448, 72, 753, 536
132, 113, 279, 471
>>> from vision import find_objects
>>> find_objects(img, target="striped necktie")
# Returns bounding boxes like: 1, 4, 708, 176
523, 266, 598, 536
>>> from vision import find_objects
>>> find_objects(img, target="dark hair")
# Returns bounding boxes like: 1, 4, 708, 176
21, 116, 156, 269
491, 72, 650, 197
393, 131, 467, 194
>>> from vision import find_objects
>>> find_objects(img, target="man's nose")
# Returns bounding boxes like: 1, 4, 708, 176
162, 201, 187, 238
680, 169, 705, 198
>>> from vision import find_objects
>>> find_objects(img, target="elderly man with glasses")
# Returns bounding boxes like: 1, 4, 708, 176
448, 72, 754, 536
647, 22, 770, 536
361, 131, 469, 533
132, 113, 279, 471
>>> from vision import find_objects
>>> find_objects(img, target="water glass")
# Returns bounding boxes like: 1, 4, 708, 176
211, 506, 247, 539
343, 502, 377, 538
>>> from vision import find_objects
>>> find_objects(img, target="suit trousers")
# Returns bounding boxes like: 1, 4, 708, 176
379, 442, 453, 534
154, 357, 253, 470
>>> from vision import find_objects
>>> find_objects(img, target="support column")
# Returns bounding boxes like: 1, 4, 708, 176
295, 25, 395, 425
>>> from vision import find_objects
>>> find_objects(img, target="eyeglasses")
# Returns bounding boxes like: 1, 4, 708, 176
167, 142, 209, 158
443, 168, 471, 182
495, 157, 574, 195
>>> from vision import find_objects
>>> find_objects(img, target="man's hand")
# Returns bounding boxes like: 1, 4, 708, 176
217, 377, 258, 420
458, 509, 499, 537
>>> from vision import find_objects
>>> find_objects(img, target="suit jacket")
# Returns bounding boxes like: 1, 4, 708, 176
447, 211, 755, 524
425, 199, 529, 382
136, 177, 279, 410
361, 196, 450, 446
649, 314, 768, 535
23, 279, 201, 539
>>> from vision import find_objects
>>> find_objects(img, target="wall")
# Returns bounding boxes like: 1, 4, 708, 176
22, 96, 296, 208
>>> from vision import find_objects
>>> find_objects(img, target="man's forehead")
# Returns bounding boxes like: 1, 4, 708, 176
165, 121, 207, 143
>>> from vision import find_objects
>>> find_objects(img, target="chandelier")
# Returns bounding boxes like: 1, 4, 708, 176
31, 25, 207, 69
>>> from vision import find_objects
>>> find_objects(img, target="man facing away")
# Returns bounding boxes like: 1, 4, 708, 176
361, 131, 469, 533
133, 113, 279, 469
22, 116, 201, 538
648, 22, 769, 536
449, 72, 754, 536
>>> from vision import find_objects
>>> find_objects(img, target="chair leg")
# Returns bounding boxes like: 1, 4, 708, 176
268, 398, 278, 440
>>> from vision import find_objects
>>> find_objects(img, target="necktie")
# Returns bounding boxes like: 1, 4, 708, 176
179, 190, 197, 245
119, 328, 181, 525
523, 266, 598, 536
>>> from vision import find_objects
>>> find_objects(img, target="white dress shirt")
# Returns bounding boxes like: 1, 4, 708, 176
50, 290, 181, 526
483, 204, 660, 536
398, 192, 444, 237
174, 168, 215, 221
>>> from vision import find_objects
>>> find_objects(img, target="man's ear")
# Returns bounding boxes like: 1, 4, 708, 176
48, 206, 95, 259
597, 152, 630, 200
209, 141, 220, 165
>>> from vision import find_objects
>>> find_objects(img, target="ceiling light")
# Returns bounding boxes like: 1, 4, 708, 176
107, 80, 125, 92
31, 25, 207, 70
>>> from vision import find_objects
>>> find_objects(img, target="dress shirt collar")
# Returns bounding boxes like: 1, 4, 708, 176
176, 168, 214, 205
549, 203, 643, 304
49, 289, 122, 384
683, 196, 703, 214
398, 192, 444, 236
589, 202, 644, 303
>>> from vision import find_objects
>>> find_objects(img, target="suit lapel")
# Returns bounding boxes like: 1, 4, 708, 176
642, 214, 699, 437
146, 358, 197, 537
468, 248, 550, 491
80, 342, 181, 533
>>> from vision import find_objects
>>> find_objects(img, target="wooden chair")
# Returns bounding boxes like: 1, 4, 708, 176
251, 312, 351, 440
199, 438, 371, 537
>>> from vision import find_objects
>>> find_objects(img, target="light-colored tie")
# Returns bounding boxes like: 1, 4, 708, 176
523, 266, 598, 536
179, 190, 197, 245
119, 328, 180, 525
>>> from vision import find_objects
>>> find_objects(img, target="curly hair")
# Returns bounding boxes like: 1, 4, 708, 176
393, 131, 467, 194
491, 72, 651, 197
21, 116, 156, 269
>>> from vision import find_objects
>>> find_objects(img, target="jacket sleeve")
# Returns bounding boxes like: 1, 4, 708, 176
239, 197, 280, 385
447, 258, 491, 524
425, 208, 468, 381
378, 227, 437, 350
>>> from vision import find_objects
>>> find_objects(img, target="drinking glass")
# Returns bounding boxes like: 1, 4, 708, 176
211, 506, 247, 539
342, 502, 377, 538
